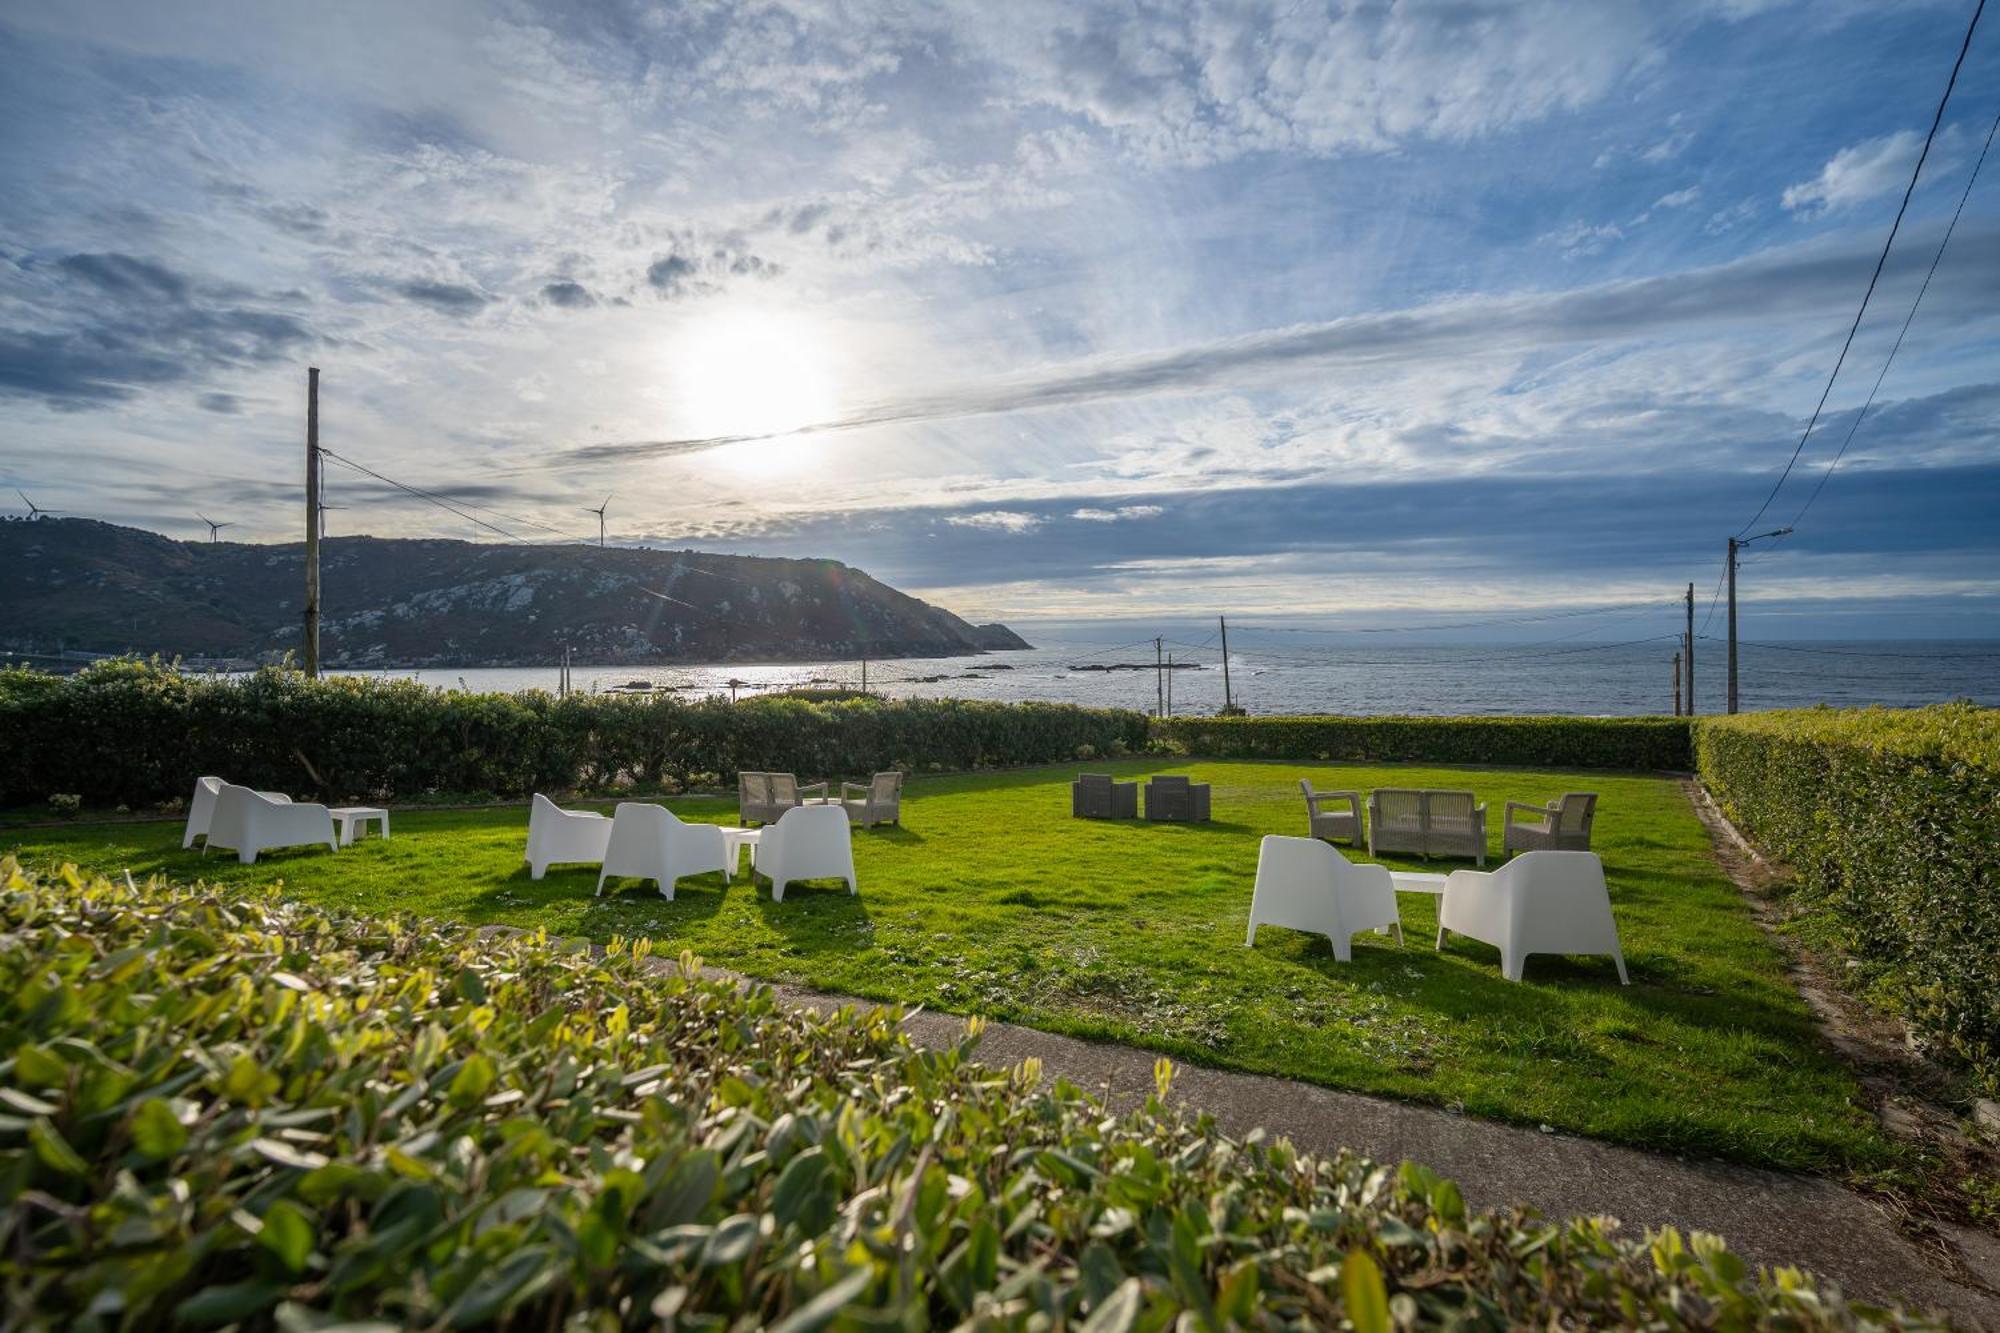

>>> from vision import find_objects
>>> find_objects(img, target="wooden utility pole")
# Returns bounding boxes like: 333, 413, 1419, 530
1154, 637, 1164, 717
1726, 538, 1739, 714
1727, 527, 1792, 715
861, 654, 868, 694
1166, 652, 1174, 716
1219, 615, 1233, 713
1673, 651, 1683, 716
1683, 582, 1694, 716
303, 366, 321, 678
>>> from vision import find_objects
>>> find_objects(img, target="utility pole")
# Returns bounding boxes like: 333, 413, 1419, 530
861, 653, 868, 694
1219, 615, 1233, 714
1673, 651, 1682, 716
1727, 527, 1792, 715
1154, 636, 1164, 717
1166, 652, 1174, 717
303, 366, 321, 679
1683, 582, 1694, 716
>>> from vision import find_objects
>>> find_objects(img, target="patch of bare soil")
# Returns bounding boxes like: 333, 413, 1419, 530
1683, 780, 2000, 1295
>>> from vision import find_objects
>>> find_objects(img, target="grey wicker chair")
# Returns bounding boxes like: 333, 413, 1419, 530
1300, 780, 1362, 845
832, 771, 903, 826
1503, 792, 1597, 855
1072, 773, 1138, 819
1367, 788, 1487, 866
1144, 775, 1212, 822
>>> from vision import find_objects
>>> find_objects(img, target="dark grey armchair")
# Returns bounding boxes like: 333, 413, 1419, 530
1072, 773, 1138, 819
1144, 775, 1212, 823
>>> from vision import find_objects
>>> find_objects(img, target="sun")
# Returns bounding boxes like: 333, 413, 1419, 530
673, 307, 838, 466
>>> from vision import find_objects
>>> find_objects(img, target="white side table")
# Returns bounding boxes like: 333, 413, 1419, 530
718, 827, 761, 881
1389, 871, 1446, 896
329, 806, 390, 846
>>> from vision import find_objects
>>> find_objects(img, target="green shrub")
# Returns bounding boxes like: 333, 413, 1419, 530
1694, 704, 2000, 1093
0, 862, 1932, 1329
1153, 714, 1692, 771
0, 661, 1149, 808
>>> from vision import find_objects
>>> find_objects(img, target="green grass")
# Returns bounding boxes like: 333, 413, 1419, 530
4, 758, 1885, 1175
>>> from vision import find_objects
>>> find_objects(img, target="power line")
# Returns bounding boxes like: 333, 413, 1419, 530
320, 450, 522, 541
1733, 0, 1987, 538
1696, 635, 2000, 660
1790, 98, 2000, 529
1231, 600, 1674, 635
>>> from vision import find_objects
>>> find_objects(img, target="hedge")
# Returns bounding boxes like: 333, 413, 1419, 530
0, 660, 1150, 808
0, 863, 1934, 1329
1694, 704, 2000, 1094
1153, 714, 1692, 771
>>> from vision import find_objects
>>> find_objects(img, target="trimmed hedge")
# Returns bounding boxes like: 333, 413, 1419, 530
0, 660, 1149, 808
0, 863, 1934, 1329
1694, 704, 2000, 1094
1154, 714, 1692, 771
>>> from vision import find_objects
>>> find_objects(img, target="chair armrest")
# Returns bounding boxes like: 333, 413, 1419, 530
840, 781, 868, 799
256, 791, 294, 804
798, 782, 828, 799
1503, 801, 1548, 823
571, 809, 609, 822
1306, 790, 1361, 811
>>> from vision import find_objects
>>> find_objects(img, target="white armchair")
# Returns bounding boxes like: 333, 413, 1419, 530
1437, 850, 1628, 984
183, 775, 294, 849
756, 804, 857, 902
524, 794, 612, 880
203, 783, 336, 865
596, 802, 730, 900
1245, 835, 1403, 962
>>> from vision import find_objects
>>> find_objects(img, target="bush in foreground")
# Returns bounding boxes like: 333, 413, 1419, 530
0, 863, 1930, 1329
1695, 703, 2000, 1094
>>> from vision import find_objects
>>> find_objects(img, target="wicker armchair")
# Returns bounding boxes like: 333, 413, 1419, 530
831, 771, 903, 826
1503, 792, 1597, 855
1144, 775, 1212, 822
738, 771, 826, 826
1367, 788, 1487, 866
1072, 773, 1138, 819
1300, 780, 1362, 845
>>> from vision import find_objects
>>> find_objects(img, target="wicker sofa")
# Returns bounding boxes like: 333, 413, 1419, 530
739, 771, 827, 826
1144, 775, 1212, 823
1367, 788, 1487, 866
1072, 773, 1139, 819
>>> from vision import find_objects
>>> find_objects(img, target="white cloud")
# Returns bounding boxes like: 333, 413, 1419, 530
1543, 220, 1625, 258
1782, 131, 1923, 214
943, 510, 1041, 533
1072, 504, 1164, 522
1654, 186, 1701, 209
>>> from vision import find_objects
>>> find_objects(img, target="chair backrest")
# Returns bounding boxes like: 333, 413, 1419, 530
769, 803, 851, 861
1427, 790, 1477, 822
189, 776, 224, 828
1257, 832, 1338, 887
1076, 773, 1112, 791
1298, 778, 1317, 803
739, 772, 769, 805
869, 771, 902, 802
1556, 793, 1597, 835
1373, 788, 1425, 824
1496, 851, 1615, 933
211, 782, 265, 847
770, 773, 802, 804
1150, 775, 1190, 793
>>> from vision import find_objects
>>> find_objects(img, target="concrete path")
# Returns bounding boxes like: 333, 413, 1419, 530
753, 976, 2000, 1329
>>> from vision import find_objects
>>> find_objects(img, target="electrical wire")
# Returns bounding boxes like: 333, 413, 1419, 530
1789, 98, 2000, 529
1696, 635, 2000, 659
1733, 0, 1987, 537
1230, 600, 1674, 634
320, 451, 522, 541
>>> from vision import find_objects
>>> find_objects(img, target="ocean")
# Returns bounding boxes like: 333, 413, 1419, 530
324, 632, 2000, 716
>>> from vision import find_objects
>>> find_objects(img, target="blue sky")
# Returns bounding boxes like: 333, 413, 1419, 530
2, 0, 1997, 636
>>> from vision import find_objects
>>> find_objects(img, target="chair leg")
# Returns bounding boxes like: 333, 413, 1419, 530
659, 878, 676, 902
1331, 935, 1353, 963
1392, 923, 1405, 948
1245, 920, 1258, 947
1502, 951, 1524, 982
595, 872, 607, 897
1612, 951, 1629, 985
1435, 927, 1447, 949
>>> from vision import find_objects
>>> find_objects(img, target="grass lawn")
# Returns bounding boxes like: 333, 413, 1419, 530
4, 758, 1884, 1175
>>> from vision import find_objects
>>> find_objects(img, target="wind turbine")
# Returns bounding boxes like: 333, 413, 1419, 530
196, 513, 235, 543
585, 493, 611, 547
16, 490, 64, 520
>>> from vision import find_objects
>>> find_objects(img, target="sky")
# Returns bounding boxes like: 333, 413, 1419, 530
2, 0, 1999, 638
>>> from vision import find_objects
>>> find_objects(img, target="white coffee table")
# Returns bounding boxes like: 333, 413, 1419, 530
718, 826, 761, 880
1389, 871, 1446, 896
329, 806, 390, 846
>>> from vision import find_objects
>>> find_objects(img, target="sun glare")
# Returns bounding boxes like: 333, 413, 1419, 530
674, 308, 838, 470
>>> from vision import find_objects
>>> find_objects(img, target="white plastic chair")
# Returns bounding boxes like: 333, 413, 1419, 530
756, 804, 856, 902
596, 802, 731, 900
1245, 835, 1403, 962
524, 794, 612, 880
203, 783, 337, 865
1436, 850, 1628, 984
183, 775, 294, 848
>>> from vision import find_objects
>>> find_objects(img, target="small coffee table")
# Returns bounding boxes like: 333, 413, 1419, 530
718, 826, 761, 880
329, 806, 390, 846
1389, 871, 1446, 896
